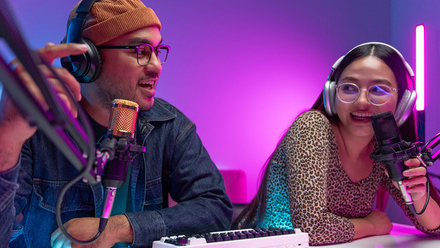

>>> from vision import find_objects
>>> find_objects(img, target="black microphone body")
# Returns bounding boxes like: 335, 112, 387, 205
370, 111, 418, 205
100, 135, 137, 188
97, 99, 146, 230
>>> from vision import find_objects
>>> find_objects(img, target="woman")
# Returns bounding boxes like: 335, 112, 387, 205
234, 42, 440, 245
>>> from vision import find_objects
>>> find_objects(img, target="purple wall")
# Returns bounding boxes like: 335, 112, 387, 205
2, 0, 394, 203
147, 0, 393, 202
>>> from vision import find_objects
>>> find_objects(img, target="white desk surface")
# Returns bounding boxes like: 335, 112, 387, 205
321, 223, 440, 248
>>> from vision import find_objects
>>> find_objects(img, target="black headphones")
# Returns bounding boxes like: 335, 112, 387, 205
323, 42, 417, 126
60, 0, 101, 84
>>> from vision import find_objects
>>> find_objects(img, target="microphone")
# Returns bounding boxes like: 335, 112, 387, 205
369, 111, 418, 206
97, 99, 146, 231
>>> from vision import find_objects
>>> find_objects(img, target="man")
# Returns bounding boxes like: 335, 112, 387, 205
0, 0, 233, 247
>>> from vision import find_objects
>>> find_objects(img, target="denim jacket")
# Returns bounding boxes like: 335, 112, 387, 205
8, 98, 233, 247
0, 163, 20, 248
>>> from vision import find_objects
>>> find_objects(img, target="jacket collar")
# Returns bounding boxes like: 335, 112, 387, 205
138, 98, 176, 125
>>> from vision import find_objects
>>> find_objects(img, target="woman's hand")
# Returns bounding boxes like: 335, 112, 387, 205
364, 209, 393, 235
384, 158, 428, 202
401, 158, 440, 230
402, 158, 428, 201
352, 209, 392, 240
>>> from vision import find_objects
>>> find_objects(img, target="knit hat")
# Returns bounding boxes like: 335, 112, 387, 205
67, 0, 161, 46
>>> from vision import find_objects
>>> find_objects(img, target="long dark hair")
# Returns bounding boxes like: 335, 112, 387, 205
233, 43, 418, 229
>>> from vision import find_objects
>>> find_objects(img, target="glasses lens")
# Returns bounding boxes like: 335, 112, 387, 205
136, 45, 153, 66
337, 83, 359, 103
368, 85, 392, 105
157, 46, 169, 64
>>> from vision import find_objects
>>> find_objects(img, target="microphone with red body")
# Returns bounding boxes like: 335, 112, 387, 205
97, 99, 146, 231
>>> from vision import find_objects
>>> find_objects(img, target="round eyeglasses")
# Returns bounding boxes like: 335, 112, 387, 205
336, 83, 398, 106
97, 43, 170, 66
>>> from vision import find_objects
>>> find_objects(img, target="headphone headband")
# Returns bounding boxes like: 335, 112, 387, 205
331, 42, 415, 82
61, 0, 101, 84
66, 0, 96, 43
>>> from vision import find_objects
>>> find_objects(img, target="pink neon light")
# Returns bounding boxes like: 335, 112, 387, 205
415, 24, 425, 111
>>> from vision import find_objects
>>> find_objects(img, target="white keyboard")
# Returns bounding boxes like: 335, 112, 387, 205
152, 228, 309, 248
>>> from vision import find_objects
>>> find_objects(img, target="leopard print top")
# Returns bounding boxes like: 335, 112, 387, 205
260, 110, 440, 245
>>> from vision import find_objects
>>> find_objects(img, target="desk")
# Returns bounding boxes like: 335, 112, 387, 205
322, 223, 440, 248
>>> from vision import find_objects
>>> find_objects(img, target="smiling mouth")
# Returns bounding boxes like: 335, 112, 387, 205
139, 81, 155, 89
351, 112, 373, 122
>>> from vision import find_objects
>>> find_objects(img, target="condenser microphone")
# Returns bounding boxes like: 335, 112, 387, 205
370, 111, 417, 206
98, 99, 146, 232
101, 99, 138, 187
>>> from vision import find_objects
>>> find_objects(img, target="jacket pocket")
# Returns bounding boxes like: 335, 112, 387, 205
143, 177, 163, 210
32, 178, 95, 213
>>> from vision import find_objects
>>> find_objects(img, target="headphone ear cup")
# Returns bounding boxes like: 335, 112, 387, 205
323, 80, 337, 116
60, 38, 102, 84
394, 89, 417, 126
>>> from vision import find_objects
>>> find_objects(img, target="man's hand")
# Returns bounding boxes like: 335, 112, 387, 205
50, 215, 134, 248
0, 42, 87, 172
5, 42, 86, 124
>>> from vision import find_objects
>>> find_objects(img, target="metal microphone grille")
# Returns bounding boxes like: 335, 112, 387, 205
371, 111, 401, 146
108, 99, 139, 137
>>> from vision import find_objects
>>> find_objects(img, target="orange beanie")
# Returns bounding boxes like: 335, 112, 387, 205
67, 0, 161, 46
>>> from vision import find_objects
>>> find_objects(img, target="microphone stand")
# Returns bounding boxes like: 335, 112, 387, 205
0, 0, 107, 245
423, 132, 440, 195
0, 0, 99, 183
370, 112, 440, 216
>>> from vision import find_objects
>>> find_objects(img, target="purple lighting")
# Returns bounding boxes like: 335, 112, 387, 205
415, 24, 425, 111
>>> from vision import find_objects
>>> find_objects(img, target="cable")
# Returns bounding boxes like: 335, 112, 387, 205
55, 158, 102, 244
43, 54, 102, 244
407, 175, 430, 216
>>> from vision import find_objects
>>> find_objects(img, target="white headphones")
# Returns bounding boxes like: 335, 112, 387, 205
323, 42, 417, 126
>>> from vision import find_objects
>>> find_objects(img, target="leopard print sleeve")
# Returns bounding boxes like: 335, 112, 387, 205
282, 111, 355, 245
